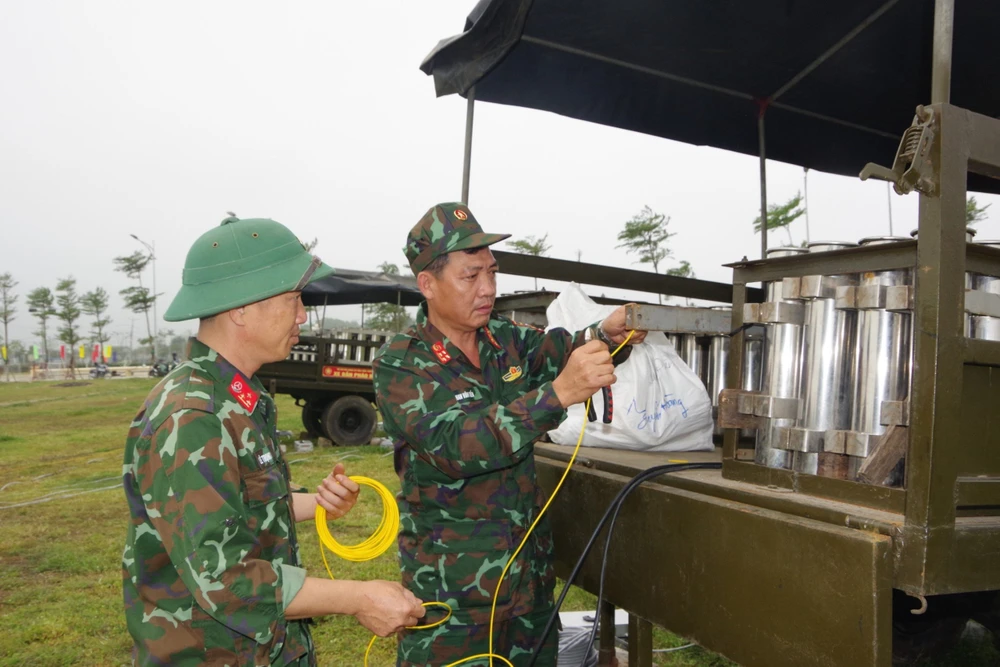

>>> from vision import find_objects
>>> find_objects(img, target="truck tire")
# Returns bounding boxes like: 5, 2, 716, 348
301, 404, 324, 439
321, 395, 377, 446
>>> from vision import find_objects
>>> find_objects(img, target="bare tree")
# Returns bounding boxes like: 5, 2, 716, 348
365, 262, 413, 333
0, 273, 17, 380
506, 234, 551, 290
617, 206, 676, 304
114, 251, 156, 364
27, 287, 56, 364
81, 287, 113, 362
55, 277, 83, 378
968, 196, 992, 225
753, 193, 805, 246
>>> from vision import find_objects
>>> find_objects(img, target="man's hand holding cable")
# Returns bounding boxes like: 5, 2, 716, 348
354, 581, 426, 636
316, 462, 360, 520
551, 340, 616, 408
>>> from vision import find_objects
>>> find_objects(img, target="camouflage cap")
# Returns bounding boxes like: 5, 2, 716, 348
404, 203, 511, 274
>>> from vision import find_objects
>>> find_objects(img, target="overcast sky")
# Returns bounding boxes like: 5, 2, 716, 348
2, 1, 998, 349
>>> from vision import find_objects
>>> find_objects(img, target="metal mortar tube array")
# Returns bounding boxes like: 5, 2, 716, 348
708, 333, 729, 437
776, 242, 858, 476
740, 326, 764, 441
676, 334, 705, 382
751, 247, 808, 469
825, 236, 913, 480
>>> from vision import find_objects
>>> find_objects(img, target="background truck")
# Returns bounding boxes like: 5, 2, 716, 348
256, 267, 422, 446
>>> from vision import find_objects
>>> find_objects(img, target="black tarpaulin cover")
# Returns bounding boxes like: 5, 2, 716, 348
421, 0, 1000, 194
301, 268, 422, 307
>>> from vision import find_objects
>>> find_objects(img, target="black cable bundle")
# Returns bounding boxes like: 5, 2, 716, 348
528, 461, 723, 666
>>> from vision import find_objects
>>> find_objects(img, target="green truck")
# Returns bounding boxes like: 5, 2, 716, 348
256, 267, 422, 446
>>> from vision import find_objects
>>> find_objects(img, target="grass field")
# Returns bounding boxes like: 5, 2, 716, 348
0, 379, 996, 666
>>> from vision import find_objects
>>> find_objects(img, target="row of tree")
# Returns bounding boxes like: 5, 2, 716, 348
502, 205, 694, 305
0, 249, 159, 378
754, 193, 992, 246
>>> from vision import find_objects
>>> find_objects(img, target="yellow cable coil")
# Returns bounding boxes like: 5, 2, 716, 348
317, 332, 634, 667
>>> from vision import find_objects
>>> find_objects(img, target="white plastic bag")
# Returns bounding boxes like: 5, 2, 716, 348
545, 284, 714, 452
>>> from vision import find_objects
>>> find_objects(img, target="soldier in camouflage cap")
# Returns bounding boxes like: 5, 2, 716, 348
374, 203, 647, 666
122, 216, 425, 666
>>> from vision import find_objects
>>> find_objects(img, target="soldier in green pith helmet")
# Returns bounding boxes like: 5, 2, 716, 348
121, 215, 425, 666
373, 203, 647, 667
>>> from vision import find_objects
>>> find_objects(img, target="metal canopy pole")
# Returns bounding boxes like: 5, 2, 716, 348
758, 113, 768, 259
931, 0, 954, 104
461, 87, 476, 205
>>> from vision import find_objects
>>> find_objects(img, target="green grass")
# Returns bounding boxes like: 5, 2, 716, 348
1, 379, 996, 666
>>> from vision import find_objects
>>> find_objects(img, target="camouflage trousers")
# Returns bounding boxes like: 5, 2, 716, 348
396, 606, 558, 667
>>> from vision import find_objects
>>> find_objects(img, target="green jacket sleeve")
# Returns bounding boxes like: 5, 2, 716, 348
510, 321, 599, 384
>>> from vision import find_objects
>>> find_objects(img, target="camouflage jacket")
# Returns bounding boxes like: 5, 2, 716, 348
373, 305, 599, 626
122, 339, 313, 666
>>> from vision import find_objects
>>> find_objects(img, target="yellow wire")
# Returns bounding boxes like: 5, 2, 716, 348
482, 330, 634, 666
315, 478, 457, 662
315, 476, 398, 579
321, 331, 635, 667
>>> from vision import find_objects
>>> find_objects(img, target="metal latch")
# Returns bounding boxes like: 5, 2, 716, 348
859, 105, 937, 196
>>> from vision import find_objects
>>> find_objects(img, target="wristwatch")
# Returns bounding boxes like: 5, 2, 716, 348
596, 325, 614, 348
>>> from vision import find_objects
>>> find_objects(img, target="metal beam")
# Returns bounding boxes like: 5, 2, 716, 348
769, 0, 901, 103
628, 615, 653, 667
758, 114, 768, 259
519, 34, 895, 141
492, 250, 758, 303
461, 87, 475, 204
730, 241, 917, 284
931, 0, 955, 105
624, 304, 732, 334
966, 107, 1000, 180
902, 102, 969, 592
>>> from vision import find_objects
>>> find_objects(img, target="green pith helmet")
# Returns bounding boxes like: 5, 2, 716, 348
404, 202, 510, 274
163, 216, 334, 321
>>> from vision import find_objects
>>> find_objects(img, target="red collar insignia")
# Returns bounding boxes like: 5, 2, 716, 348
431, 341, 452, 364
229, 375, 259, 413
482, 328, 503, 350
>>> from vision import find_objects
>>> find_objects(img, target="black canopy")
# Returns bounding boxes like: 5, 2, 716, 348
301, 268, 422, 307
422, 0, 1000, 194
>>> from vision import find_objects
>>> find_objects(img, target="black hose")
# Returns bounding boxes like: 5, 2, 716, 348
528, 461, 722, 666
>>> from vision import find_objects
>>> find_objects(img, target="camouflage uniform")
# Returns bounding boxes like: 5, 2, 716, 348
373, 202, 625, 666
122, 339, 313, 666
375, 303, 605, 667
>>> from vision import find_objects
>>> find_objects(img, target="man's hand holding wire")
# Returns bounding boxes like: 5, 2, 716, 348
354, 581, 426, 636
316, 462, 360, 520
552, 340, 616, 408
